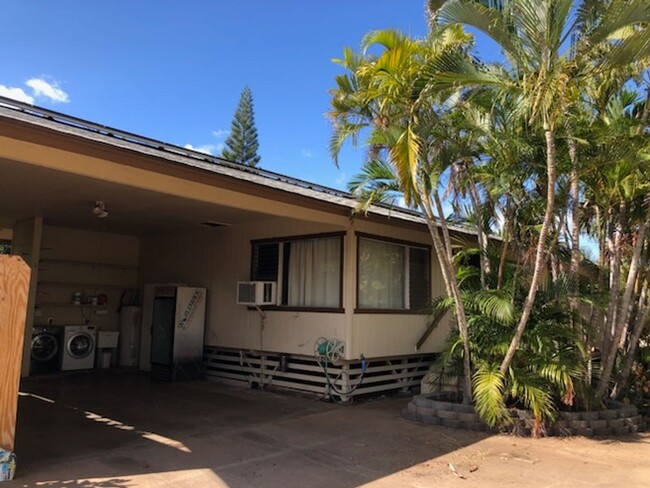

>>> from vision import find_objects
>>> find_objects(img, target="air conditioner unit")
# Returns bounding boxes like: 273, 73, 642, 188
237, 281, 277, 306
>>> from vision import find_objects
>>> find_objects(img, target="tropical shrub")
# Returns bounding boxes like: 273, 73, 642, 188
426, 258, 588, 435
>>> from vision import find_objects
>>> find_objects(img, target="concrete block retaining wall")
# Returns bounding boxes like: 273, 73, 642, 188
402, 393, 646, 437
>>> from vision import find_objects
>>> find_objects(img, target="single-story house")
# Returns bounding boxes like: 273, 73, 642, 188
0, 95, 477, 399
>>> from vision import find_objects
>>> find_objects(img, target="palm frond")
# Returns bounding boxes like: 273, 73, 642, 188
436, 0, 523, 64
473, 362, 510, 427
347, 159, 403, 212
509, 368, 556, 426
586, 0, 650, 47
462, 289, 516, 325
600, 28, 650, 70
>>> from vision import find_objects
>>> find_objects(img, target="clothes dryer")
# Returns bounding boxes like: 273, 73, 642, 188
30, 326, 63, 374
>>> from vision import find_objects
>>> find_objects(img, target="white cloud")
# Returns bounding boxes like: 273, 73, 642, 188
184, 143, 216, 155
335, 172, 347, 185
26, 78, 69, 103
0, 85, 34, 104
184, 143, 224, 155
301, 149, 313, 158
212, 129, 229, 138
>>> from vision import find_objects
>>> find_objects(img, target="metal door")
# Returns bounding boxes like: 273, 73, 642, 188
151, 296, 176, 365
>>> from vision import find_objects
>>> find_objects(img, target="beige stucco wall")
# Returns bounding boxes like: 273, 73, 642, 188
139, 214, 453, 360
36, 226, 139, 332
347, 218, 452, 358
139, 217, 348, 357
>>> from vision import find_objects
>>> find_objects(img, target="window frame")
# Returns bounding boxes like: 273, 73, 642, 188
355, 232, 431, 314
250, 231, 345, 313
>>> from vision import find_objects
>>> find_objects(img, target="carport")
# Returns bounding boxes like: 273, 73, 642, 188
0, 98, 355, 479
1, 96, 451, 398
0, 96, 360, 381
0, 150, 275, 378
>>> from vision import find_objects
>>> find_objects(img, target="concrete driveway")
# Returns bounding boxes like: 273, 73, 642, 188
12, 372, 471, 487
10, 372, 650, 487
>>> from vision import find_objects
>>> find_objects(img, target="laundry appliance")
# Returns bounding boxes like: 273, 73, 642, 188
30, 326, 63, 374
61, 325, 97, 371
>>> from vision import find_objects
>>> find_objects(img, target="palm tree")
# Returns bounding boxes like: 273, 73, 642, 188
580, 83, 650, 399
329, 27, 479, 403
428, 0, 650, 376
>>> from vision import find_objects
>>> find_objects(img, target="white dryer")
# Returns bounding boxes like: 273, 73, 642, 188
61, 325, 97, 371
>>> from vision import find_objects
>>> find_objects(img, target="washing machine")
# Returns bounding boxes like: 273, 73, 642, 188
61, 325, 97, 371
30, 326, 63, 374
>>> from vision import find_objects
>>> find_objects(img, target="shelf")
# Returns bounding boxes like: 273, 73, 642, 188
38, 259, 138, 271
37, 281, 137, 290
37, 302, 109, 308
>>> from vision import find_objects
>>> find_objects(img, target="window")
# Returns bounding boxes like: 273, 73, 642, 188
251, 234, 343, 309
357, 235, 430, 311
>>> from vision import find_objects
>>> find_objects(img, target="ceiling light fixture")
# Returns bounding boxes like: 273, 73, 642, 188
92, 201, 109, 218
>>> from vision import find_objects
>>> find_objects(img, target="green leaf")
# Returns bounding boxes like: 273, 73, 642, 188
473, 362, 510, 427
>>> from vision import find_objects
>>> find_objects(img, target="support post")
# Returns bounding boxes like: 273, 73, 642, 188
401, 358, 410, 393
339, 364, 352, 403
11, 217, 42, 377
0, 255, 31, 452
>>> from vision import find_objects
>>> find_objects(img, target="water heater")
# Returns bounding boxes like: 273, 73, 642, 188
119, 306, 142, 367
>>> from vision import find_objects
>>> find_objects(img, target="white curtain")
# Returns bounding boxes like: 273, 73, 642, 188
287, 237, 341, 307
358, 238, 405, 309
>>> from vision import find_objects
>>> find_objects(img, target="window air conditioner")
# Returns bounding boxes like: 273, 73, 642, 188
237, 281, 277, 306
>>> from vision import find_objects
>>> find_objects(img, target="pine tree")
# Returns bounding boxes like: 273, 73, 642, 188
221, 86, 261, 167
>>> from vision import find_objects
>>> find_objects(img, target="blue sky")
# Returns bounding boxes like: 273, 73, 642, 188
0, 1, 499, 191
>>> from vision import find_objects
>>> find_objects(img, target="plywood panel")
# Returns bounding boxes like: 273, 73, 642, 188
0, 255, 31, 451
12, 217, 42, 377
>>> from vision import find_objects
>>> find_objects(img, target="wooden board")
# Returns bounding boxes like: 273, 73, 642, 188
0, 255, 31, 451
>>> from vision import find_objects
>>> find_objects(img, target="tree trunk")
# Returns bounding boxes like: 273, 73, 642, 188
467, 181, 490, 288
611, 277, 650, 400
618, 235, 647, 350
586, 303, 595, 384
497, 197, 513, 290
499, 128, 557, 375
596, 216, 645, 400
601, 205, 624, 363
550, 255, 559, 283
569, 137, 581, 278
432, 192, 474, 404
419, 193, 473, 404
640, 84, 650, 125
568, 137, 581, 332
547, 189, 569, 284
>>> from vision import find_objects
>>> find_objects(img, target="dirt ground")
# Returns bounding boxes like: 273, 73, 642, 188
9, 373, 650, 487
363, 429, 650, 487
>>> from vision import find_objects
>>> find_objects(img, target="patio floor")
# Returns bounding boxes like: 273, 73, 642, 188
11, 371, 650, 487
